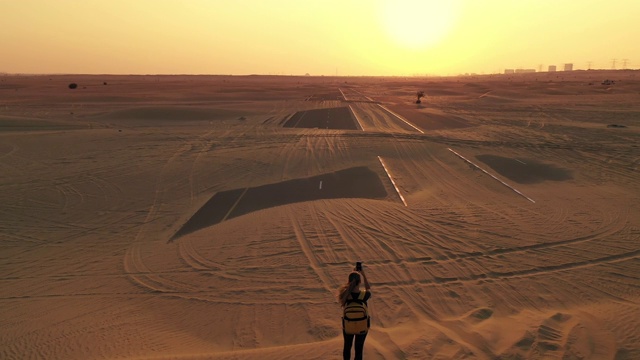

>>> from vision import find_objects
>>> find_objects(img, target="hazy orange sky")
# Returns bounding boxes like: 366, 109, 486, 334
2, 0, 639, 76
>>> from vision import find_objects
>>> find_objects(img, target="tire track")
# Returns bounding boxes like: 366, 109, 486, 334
122, 132, 208, 293
287, 208, 336, 294
177, 238, 223, 271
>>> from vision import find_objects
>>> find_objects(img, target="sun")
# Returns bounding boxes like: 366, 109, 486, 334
378, 0, 460, 50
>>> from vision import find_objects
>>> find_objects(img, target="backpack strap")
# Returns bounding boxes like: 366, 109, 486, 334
357, 289, 366, 301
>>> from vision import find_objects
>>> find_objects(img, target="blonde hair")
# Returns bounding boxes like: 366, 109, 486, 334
337, 272, 361, 307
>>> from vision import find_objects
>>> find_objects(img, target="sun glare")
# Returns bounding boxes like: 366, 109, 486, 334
378, 0, 460, 50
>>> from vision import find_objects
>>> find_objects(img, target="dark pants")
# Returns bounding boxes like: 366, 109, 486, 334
343, 331, 367, 360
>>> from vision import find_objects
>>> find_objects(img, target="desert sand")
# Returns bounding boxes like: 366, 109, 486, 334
0, 71, 638, 359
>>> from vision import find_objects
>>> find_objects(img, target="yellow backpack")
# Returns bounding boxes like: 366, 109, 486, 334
342, 290, 370, 335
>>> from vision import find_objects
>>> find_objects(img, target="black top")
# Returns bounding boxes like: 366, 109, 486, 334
348, 290, 371, 304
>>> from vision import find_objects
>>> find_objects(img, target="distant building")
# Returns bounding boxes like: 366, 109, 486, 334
548, 65, 557, 72
564, 63, 573, 71
515, 69, 536, 73
504, 69, 514, 74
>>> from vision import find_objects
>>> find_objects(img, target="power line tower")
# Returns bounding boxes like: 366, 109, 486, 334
622, 59, 629, 69
587, 61, 593, 70
611, 59, 617, 69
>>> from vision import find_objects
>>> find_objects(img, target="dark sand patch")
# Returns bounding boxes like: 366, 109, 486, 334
172, 166, 387, 239
0, 115, 86, 131
94, 106, 251, 124
476, 155, 573, 184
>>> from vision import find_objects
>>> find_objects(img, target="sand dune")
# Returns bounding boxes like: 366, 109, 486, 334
0, 71, 638, 359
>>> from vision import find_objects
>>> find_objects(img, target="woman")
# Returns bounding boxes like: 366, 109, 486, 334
337, 265, 371, 360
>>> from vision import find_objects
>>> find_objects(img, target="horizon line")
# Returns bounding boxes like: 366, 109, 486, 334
2, 68, 638, 78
